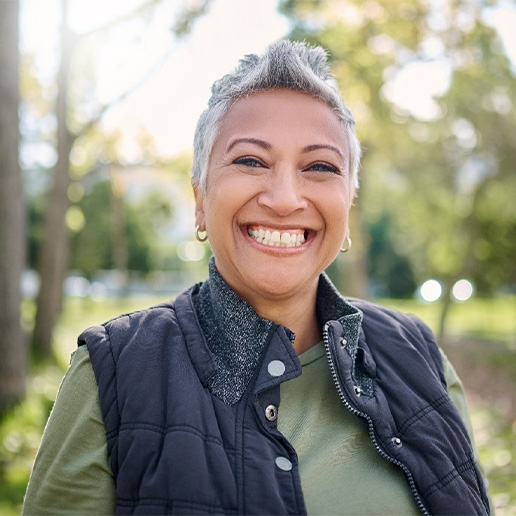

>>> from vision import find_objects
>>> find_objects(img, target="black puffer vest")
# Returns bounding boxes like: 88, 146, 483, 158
79, 273, 490, 515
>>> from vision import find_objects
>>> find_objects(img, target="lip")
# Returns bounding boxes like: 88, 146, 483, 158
240, 224, 315, 254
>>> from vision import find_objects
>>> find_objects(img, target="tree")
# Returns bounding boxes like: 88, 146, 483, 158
32, 0, 75, 357
67, 175, 174, 278
32, 0, 213, 356
281, 0, 516, 335
0, 0, 26, 413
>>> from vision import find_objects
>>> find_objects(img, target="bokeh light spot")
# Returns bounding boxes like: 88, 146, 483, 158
65, 206, 86, 233
419, 279, 442, 302
452, 279, 474, 302
177, 240, 205, 262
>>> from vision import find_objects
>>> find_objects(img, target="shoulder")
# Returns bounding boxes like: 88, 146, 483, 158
349, 297, 423, 325
75, 285, 208, 404
349, 297, 436, 343
80, 300, 174, 339
349, 297, 445, 383
77, 285, 200, 354
76, 302, 174, 367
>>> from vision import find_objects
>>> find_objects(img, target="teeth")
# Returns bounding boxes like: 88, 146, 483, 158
247, 227, 306, 248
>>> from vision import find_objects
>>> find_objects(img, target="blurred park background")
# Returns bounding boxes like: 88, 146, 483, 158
1, 0, 515, 513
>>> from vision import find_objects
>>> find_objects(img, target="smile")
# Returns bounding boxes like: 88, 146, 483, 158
247, 225, 306, 248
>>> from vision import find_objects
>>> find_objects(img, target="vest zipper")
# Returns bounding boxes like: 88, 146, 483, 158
323, 323, 429, 516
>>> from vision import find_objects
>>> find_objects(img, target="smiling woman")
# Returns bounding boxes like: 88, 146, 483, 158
194, 89, 354, 351
23, 41, 491, 516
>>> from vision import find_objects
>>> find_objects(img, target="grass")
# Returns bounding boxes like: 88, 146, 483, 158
2, 294, 516, 515
0, 363, 62, 515
381, 295, 516, 344
474, 404, 516, 515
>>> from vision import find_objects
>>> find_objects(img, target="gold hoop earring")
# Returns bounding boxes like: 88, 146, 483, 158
340, 236, 352, 253
195, 225, 208, 242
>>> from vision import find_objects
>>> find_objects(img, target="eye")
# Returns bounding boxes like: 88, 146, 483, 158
305, 161, 340, 174
233, 156, 265, 168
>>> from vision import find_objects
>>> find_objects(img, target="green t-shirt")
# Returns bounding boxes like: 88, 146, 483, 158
278, 342, 420, 515
23, 346, 115, 516
23, 343, 481, 515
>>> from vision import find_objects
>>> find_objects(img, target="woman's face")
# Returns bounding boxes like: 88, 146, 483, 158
194, 89, 355, 306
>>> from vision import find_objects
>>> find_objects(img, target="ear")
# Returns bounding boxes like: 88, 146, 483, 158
192, 183, 206, 231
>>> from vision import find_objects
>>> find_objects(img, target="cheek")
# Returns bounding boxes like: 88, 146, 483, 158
203, 176, 247, 229
327, 210, 350, 236
203, 175, 229, 218
322, 184, 352, 224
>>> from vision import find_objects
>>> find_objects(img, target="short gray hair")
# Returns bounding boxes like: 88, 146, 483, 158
192, 40, 361, 192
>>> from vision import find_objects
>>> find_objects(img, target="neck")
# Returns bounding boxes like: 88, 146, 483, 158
246, 283, 322, 355
194, 259, 362, 406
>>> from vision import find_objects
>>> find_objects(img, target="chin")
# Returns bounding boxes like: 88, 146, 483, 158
247, 267, 317, 300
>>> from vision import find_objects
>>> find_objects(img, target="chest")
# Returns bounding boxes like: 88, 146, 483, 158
278, 345, 420, 515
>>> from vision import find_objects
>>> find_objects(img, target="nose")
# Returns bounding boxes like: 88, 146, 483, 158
257, 165, 308, 216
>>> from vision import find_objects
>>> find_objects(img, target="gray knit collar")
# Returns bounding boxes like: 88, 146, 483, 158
193, 257, 363, 405
193, 259, 274, 405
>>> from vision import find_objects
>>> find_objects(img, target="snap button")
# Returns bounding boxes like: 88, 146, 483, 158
265, 404, 278, 422
392, 437, 402, 447
340, 337, 347, 347
354, 385, 361, 397
275, 456, 292, 471
267, 360, 286, 377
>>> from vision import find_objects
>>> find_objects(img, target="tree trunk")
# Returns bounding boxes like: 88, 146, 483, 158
110, 167, 129, 293
32, 0, 75, 357
31, 0, 212, 355
437, 280, 454, 343
330, 199, 370, 298
0, 0, 27, 414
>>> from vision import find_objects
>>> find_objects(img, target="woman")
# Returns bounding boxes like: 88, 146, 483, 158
24, 41, 490, 515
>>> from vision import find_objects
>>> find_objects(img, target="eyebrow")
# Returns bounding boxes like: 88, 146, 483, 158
226, 138, 344, 159
303, 144, 344, 159
227, 138, 272, 153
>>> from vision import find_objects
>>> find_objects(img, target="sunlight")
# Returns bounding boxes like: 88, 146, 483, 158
419, 279, 443, 303
21, 0, 513, 158
485, 4, 516, 66
381, 60, 452, 120
98, 0, 290, 158
21, 0, 290, 160
68, 0, 151, 34
452, 279, 474, 302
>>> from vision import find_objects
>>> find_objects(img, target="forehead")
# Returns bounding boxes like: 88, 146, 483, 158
216, 89, 347, 152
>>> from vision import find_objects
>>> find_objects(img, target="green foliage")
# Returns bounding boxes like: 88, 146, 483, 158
0, 364, 63, 515
474, 404, 516, 515
280, 0, 516, 295
172, 0, 213, 37
367, 215, 416, 297
125, 209, 152, 273
27, 192, 46, 270
70, 180, 113, 275
68, 179, 174, 276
